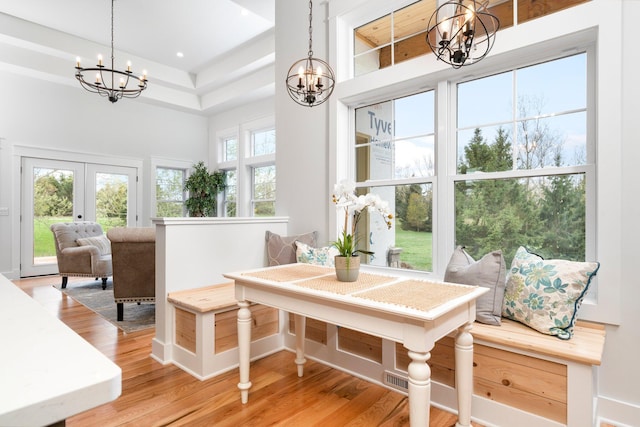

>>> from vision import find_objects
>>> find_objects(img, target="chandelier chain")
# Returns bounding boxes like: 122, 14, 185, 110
110, 0, 115, 65
307, 0, 313, 58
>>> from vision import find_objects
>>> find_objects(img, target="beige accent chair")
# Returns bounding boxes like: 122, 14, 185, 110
50, 222, 113, 289
106, 227, 156, 321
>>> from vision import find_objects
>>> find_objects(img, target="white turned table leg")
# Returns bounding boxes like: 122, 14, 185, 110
455, 322, 474, 427
294, 314, 306, 377
407, 350, 431, 427
237, 300, 252, 404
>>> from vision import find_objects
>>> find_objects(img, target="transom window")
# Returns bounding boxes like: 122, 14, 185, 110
223, 137, 238, 162
252, 129, 276, 156
353, 0, 589, 77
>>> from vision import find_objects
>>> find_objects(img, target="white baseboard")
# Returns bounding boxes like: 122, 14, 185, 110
597, 395, 640, 427
1, 270, 19, 280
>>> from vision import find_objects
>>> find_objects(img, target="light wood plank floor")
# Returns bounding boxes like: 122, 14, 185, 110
13, 275, 479, 427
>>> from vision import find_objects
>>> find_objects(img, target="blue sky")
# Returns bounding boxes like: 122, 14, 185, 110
373, 52, 588, 176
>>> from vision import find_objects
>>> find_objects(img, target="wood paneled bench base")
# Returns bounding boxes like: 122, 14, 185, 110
167, 282, 282, 380
396, 319, 606, 426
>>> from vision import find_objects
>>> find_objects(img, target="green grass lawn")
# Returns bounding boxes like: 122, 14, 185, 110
34, 216, 72, 257
394, 227, 433, 271
33, 216, 124, 257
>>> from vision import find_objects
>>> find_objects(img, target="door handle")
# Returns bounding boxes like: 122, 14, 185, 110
77, 214, 83, 219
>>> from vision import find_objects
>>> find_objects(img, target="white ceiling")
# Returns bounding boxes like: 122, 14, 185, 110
0, 0, 276, 113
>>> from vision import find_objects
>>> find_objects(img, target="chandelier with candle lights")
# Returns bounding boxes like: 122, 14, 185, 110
426, 0, 500, 68
285, 0, 335, 107
75, 0, 147, 103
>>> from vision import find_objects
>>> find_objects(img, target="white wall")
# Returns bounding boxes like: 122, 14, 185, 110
0, 70, 209, 277
599, 0, 640, 423
274, 0, 332, 246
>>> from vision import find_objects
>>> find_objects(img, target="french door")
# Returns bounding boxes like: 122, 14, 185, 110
21, 158, 137, 277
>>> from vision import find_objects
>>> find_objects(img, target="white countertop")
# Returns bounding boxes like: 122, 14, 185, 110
0, 274, 121, 426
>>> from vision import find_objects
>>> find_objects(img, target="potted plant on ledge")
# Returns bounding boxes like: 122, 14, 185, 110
184, 161, 226, 217
331, 179, 393, 282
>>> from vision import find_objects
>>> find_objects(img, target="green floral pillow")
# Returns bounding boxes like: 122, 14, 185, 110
295, 241, 340, 267
502, 246, 600, 340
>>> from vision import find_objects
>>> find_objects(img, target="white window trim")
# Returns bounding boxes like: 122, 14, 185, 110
331, 1, 622, 325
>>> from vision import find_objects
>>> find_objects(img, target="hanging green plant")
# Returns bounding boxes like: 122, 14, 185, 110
184, 161, 226, 217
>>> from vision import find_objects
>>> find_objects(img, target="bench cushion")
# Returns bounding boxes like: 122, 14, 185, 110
502, 246, 600, 340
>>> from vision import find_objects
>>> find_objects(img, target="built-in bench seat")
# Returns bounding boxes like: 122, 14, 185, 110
292, 315, 605, 426
472, 318, 606, 366
168, 279, 606, 425
393, 318, 606, 426
166, 282, 281, 380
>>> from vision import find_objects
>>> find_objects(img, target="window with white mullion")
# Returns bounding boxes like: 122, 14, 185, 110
215, 118, 276, 218
151, 158, 192, 218
453, 52, 592, 267
354, 90, 436, 272
251, 164, 275, 217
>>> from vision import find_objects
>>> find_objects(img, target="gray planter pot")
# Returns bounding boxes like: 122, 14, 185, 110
334, 255, 360, 282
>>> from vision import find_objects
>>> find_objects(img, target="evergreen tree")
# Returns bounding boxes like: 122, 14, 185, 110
406, 192, 429, 231
455, 127, 541, 263
537, 154, 586, 260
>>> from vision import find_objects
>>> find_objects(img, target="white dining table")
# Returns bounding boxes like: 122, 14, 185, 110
0, 274, 121, 426
224, 264, 488, 427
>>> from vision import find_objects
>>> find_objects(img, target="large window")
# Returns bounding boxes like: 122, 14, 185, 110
455, 54, 590, 264
353, 53, 592, 274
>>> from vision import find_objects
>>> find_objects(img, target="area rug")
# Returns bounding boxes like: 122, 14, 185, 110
55, 280, 155, 334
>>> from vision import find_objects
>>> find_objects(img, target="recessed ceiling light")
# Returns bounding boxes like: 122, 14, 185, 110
176, 52, 184, 58
241, 8, 249, 16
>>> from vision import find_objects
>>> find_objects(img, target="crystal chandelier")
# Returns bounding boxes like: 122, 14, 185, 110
426, 0, 500, 68
75, 0, 147, 103
285, 0, 335, 107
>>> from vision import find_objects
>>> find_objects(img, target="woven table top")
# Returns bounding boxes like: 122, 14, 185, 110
238, 264, 477, 313
242, 264, 330, 282
354, 280, 476, 313
293, 273, 396, 295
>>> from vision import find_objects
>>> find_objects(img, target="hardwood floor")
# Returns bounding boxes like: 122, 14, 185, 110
14, 275, 477, 427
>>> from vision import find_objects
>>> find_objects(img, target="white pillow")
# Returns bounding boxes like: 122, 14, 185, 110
295, 241, 340, 267
76, 234, 111, 256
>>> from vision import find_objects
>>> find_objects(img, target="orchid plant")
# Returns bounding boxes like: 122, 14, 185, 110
331, 179, 393, 259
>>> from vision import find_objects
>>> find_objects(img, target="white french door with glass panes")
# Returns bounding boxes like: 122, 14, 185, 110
20, 158, 137, 277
